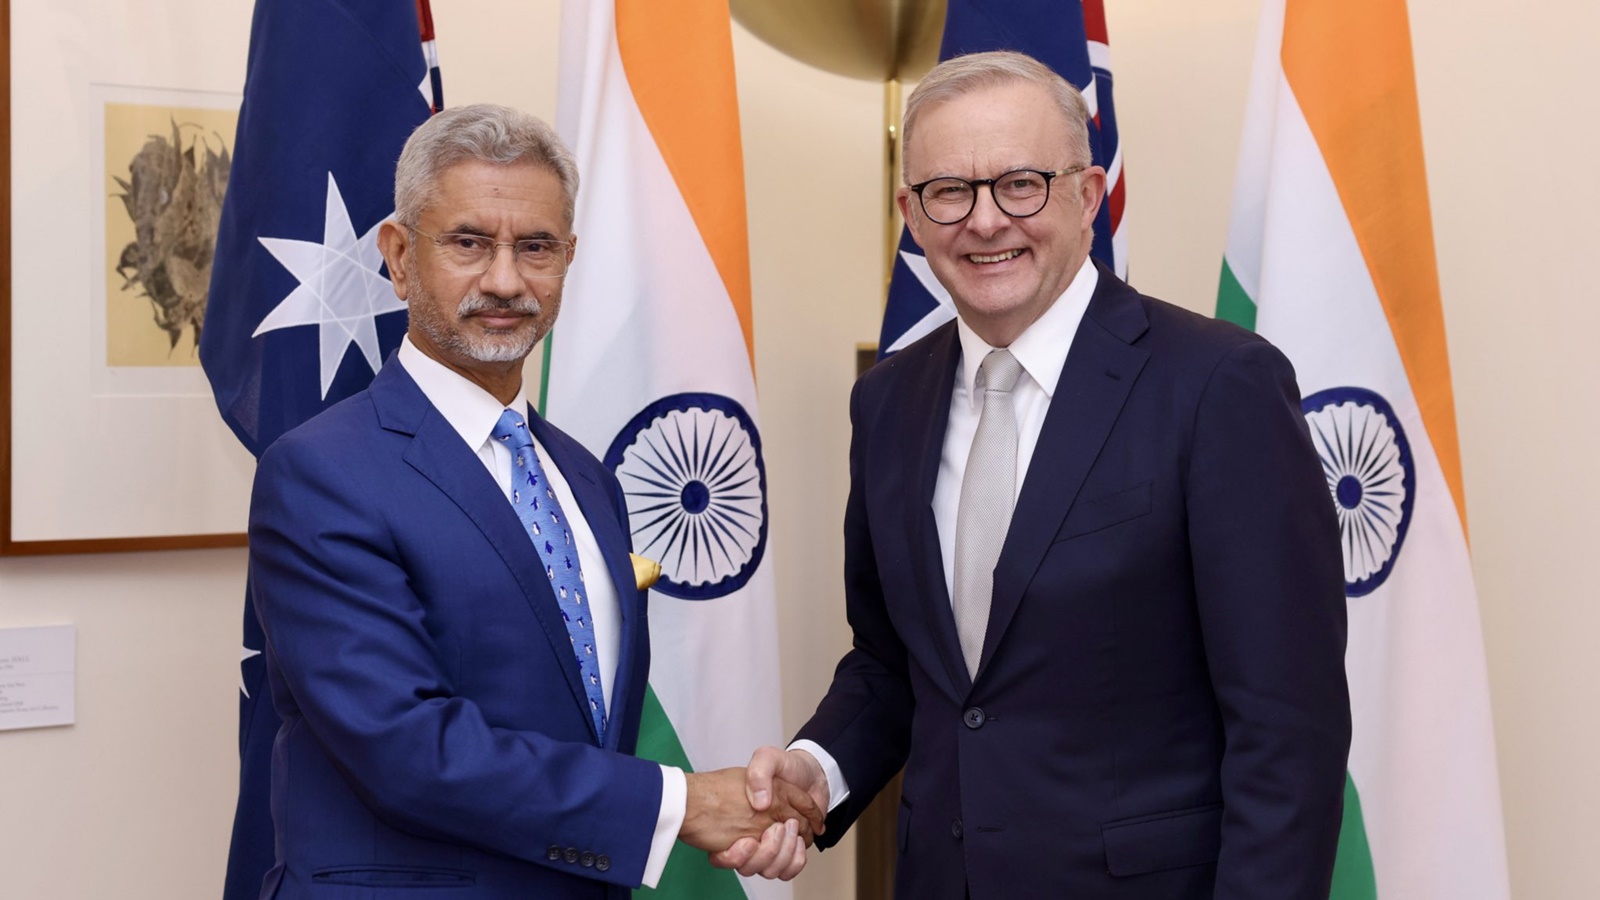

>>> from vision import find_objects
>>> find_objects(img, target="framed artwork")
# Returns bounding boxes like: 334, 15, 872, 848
1, 0, 257, 554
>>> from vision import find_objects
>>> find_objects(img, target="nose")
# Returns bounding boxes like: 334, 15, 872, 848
964, 184, 1010, 237
477, 242, 525, 298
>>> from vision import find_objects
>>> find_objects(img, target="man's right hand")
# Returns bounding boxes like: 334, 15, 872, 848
679, 766, 824, 855
707, 747, 832, 880
743, 746, 830, 817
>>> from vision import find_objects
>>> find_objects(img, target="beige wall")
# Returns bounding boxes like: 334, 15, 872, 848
2, 1, 1596, 898
1410, 3, 1600, 898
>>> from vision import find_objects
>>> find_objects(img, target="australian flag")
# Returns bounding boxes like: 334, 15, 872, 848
198, 2, 439, 898
878, 0, 1126, 358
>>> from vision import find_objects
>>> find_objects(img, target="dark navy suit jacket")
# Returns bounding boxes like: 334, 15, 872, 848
248, 358, 659, 899
797, 264, 1351, 899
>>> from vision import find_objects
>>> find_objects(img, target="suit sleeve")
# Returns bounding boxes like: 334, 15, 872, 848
793, 376, 916, 845
249, 433, 663, 887
1185, 339, 1352, 899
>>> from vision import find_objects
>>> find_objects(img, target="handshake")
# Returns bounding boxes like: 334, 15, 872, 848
678, 746, 829, 882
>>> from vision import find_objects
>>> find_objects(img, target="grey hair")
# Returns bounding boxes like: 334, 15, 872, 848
393, 104, 579, 227
902, 50, 1093, 181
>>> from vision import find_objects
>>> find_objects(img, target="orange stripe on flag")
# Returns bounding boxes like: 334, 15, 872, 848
1282, 0, 1467, 534
616, 0, 755, 368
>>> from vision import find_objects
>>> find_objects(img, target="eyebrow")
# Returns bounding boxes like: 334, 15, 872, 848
443, 224, 563, 242
922, 165, 1051, 181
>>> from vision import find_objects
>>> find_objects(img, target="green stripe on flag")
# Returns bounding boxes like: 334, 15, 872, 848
632, 686, 746, 900
536, 334, 554, 416
1330, 772, 1379, 900
1216, 258, 1258, 331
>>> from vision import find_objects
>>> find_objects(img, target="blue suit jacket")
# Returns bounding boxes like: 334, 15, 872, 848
248, 358, 660, 899
797, 265, 1351, 899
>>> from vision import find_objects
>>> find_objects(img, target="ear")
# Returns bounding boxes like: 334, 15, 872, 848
1077, 165, 1108, 233
377, 220, 413, 300
897, 188, 927, 249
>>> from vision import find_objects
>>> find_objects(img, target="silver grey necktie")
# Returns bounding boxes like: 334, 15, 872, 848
953, 348, 1025, 679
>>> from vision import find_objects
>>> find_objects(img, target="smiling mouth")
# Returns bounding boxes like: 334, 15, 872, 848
967, 249, 1024, 264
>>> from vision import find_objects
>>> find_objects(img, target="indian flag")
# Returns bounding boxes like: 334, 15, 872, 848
1218, 1, 1510, 897
551, 2, 787, 898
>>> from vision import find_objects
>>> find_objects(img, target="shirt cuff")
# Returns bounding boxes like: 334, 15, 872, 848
787, 739, 851, 812
643, 764, 686, 888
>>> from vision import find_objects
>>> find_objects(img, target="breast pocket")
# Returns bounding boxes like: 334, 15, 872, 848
1053, 481, 1152, 543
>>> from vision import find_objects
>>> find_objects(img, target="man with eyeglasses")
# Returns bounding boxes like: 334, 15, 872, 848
245, 104, 821, 900
726, 52, 1351, 899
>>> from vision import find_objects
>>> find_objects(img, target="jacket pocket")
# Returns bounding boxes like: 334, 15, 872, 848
1053, 481, 1152, 543
312, 866, 476, 888
1101, 803, 1222, 876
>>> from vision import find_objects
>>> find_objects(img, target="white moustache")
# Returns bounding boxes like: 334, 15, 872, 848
456, 294, 541, 317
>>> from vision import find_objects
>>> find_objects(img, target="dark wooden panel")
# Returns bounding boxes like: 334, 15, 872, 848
854, 769, 903, 900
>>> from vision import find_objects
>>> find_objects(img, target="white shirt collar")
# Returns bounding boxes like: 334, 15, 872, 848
955, 256, 1099, 409
397, 335, 531, 450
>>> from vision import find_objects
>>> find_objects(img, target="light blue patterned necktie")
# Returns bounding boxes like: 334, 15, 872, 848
493, 409, 608, 741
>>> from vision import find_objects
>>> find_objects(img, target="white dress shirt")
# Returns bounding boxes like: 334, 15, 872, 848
794, 257, 1099, 811
398, 338, 684, 886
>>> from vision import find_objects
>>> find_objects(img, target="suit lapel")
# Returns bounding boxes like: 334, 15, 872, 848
369, 362, 598, 742
526, 407, 642, 751
978, 270, 1151, 676
897, 326, 973, 699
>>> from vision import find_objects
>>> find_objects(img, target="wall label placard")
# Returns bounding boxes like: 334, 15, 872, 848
0, 625, 76, 731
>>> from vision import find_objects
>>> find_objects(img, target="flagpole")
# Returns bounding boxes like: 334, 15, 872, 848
884, 78, 903, 296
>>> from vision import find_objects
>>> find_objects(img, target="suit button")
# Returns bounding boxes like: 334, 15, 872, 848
596, 855, 612, 872
580, 851, 596, 868
546, 845, 562, 862
963, 707, 986, 729
564, 847, 580, 864
951, 819, 964, 840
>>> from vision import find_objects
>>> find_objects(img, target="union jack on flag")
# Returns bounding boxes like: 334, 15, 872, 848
878, 0, 1126, 357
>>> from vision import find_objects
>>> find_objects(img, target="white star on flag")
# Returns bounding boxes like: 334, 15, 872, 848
253, 173, 407, 399
885, 249, 958, 354
240, 645, 263, 698
418, 38, 440, 107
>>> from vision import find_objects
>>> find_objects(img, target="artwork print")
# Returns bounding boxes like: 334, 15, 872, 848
102, 101, 237, 367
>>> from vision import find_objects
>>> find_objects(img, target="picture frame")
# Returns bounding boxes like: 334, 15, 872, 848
0, 0, 257, 554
